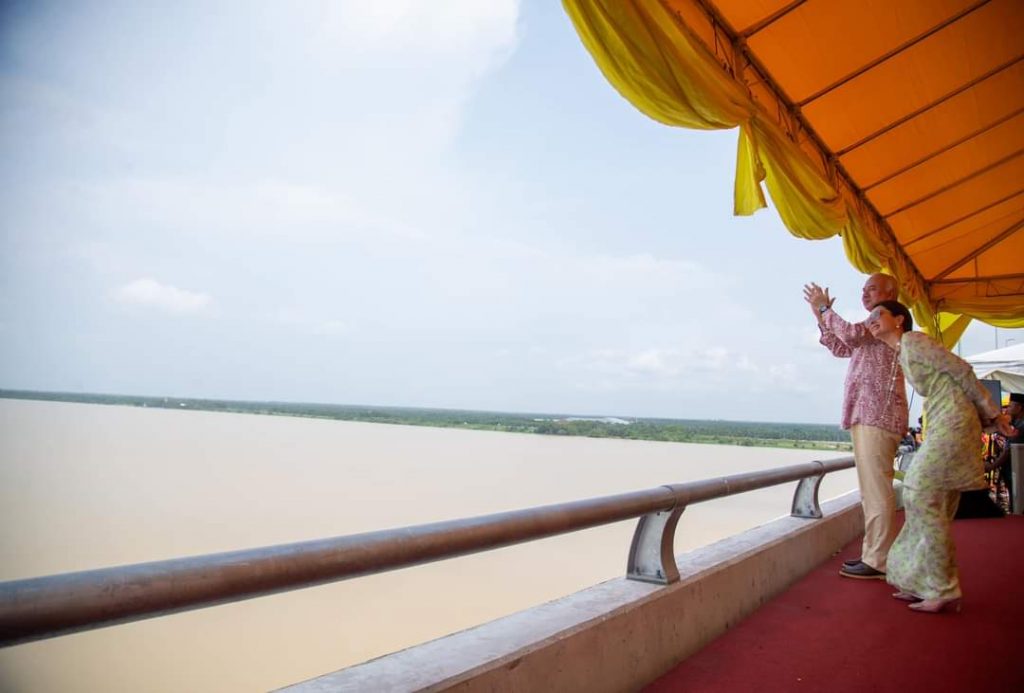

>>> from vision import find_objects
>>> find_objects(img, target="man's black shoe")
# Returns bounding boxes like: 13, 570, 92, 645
839, 561, 886, 580
842, 557, 862, 568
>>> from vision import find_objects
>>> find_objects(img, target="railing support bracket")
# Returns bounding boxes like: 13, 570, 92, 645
791, 472, 824, 518
626, 502, 684, 585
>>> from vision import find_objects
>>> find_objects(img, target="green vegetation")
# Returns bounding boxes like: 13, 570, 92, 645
0, 389, 852, 452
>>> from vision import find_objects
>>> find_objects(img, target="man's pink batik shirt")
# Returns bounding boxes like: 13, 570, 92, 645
819, 310, 908, 436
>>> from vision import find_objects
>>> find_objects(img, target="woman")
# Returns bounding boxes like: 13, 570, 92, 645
866, 300, 1013, 613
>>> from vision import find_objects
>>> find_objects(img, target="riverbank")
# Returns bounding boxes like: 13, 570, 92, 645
0, 389, 852, 452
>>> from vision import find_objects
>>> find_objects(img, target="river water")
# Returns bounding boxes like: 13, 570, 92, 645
0, 399, 856, 691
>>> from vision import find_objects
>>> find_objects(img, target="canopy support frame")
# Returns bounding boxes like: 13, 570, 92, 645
881, 148, 1024, 219
931, 218, 1024, 282
863, 106, 1024, 192
905, 188, 1024, 247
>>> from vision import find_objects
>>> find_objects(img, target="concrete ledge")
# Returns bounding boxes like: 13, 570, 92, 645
281, 493, 864, 692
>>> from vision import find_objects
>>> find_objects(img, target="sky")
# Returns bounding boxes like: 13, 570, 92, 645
1, 0, 1020, 425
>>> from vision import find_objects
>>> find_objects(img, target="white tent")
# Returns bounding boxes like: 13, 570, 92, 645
964, 343, 1024, 396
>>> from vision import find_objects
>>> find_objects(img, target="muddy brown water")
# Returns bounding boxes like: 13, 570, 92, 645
0, 399, 856, 691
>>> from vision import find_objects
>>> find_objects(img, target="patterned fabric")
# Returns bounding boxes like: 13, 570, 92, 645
899, 331, 1000, 492
819, 310, 908, 435
887, 487, 961, 599
887, 331, 1002, 600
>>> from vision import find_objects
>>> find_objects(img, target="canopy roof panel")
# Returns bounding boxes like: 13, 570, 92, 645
683, 0, 1024, 320
564, 0, 1024, 331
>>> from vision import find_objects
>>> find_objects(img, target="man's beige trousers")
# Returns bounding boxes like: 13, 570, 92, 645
851, 424, 900, 571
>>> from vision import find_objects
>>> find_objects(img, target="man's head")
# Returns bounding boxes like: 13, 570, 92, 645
1010, 392, 1024, 419
862, 273, 898, 310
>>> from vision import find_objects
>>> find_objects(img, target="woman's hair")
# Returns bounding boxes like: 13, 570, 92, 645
875, 299, 914, 332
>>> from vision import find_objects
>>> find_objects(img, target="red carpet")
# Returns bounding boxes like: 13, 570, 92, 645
646, 515, 1024, 692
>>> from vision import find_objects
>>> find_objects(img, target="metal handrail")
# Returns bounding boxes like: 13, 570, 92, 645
0, 455, 854, 648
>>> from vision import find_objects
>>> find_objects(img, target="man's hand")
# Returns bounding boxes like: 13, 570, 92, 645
994, 413, 1015, 437
803, 283, 835, 322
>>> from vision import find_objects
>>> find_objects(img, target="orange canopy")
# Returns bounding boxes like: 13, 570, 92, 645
564, 0, 1024, 339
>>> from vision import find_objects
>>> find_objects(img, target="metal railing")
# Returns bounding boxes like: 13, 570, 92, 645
0, 456, 854, 648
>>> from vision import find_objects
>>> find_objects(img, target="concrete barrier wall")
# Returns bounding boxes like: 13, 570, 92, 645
282, 493, 864, 693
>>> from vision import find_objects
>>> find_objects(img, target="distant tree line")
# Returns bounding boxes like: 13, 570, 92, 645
0, 389, 852, 451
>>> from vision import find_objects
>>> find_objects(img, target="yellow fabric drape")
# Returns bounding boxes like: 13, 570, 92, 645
936, 313, 973, 350
565, 0, 752, 129
562, 0, 960, 334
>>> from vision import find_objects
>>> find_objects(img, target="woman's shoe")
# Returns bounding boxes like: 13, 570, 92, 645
892, 591, 922, 602
908, 597, 961, 613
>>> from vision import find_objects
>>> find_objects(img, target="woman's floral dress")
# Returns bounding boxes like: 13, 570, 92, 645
886, 331, 1001, 599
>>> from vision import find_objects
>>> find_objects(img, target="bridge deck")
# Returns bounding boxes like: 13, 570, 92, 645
647, 514, 1024, 692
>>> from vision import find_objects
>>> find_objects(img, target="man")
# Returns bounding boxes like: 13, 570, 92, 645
804, 274, 908, 579
987, 392, 1024, 508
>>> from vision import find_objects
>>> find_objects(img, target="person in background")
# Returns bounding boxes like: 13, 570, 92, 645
899, 428, 917, 452
986, 392, 1023, 508
865, 300, 1013, 613
953, 425, 1006, 519
804, 274, 908, 580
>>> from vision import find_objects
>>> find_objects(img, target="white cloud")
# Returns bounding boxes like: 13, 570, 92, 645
272, 310, 351, 337
563, 346, 813, 395
573, 252, 719, 290
310, 1, 520, 74
452, 240, 730, 307
112, 279, 211, 315
80, 178, 426, 243
310, 320, 349, 336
